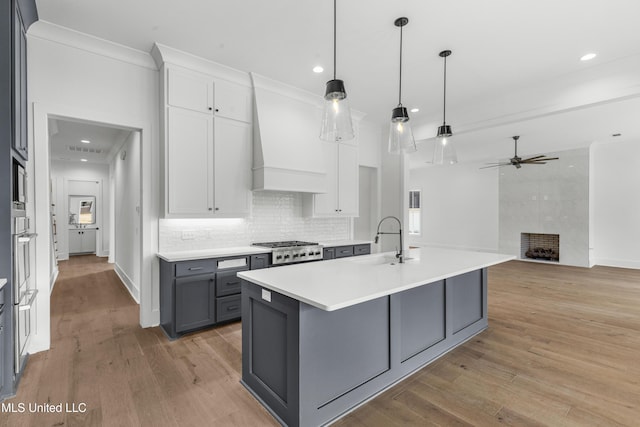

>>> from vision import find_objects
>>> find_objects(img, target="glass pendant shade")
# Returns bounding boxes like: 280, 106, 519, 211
388, 106, 416, 154
320, 79, 354, 142
433, 125, 458, 164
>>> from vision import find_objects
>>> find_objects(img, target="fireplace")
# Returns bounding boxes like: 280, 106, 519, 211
521, 233, 559, 262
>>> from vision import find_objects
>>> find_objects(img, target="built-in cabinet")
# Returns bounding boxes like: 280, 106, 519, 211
68, 229, 96, 254
161, 65, 252, 218
304, 142, 359, 217
12, 1, 28, 162
323, 244, 371, 260
0, 285, 6, 395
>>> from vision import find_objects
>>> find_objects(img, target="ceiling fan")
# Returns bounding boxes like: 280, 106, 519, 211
481, 136, 559, 169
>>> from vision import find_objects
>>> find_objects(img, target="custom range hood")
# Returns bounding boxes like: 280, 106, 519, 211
251, 73, 328, 193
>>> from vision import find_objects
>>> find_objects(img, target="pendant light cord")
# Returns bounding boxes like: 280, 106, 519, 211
333, 0, 337, 80
398, 23, 403, 106
442, 54, 447, 124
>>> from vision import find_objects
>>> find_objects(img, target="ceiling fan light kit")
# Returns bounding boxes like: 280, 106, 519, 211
388, 17, 417, 154
481, 135, 559, 169
433, 49, 458, 165
319, 0, 355, 142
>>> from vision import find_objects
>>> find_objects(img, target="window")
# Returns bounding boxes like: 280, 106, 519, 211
409, 190, 420, 235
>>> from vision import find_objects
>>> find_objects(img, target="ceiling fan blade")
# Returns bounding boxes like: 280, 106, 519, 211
479, 164, 510, 169
521, 161, 547, 165
522, 155, 545, 161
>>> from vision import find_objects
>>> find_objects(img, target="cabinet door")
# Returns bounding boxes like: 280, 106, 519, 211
250, 254, 270, 270
167, 107, 215, 216
82, 230, 96, 253
337, 144, 359, 216
313, 143, 338, 215
214, 80, 252, 123
0, 303, 5, 394
12, 6, 28, 161
167, 67, 213, 114
175, 273, 216, 332
68, 230, 83, 254
213, 118, 251, 216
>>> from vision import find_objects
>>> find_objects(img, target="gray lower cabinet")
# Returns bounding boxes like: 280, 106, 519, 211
0, 295, 5, 395
160, 255, 254, 339
324, 243, 370, 260
175, 273, 216, 333
241, 268, 487, 427
250, 254, 269, 270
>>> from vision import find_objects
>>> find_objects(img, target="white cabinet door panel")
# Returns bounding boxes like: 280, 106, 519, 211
82, 229, 96, 253
338, 144, 359, 216
214, 80, 252, 123
313, 142, 339, 215
167, 107, 214, 216
68, 230, 83, 254
214, 118, 252, 216
167, 67, 213, 114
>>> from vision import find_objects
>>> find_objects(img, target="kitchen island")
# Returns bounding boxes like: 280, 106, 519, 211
238, 247, 514, 427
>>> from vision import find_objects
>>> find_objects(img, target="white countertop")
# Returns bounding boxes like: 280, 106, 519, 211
0, 278, 6, 290
318, 239, 373, 247
157, 246, 271, 262
238, 247, 515, 311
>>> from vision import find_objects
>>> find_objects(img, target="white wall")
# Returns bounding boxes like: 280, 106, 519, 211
112, 132, 141, 300
28, 22, 160, 354
50, 160, 110, 260
591, 140, 640, 268
408, 162, 499, 252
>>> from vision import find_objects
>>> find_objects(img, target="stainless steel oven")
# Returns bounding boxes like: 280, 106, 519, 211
13, 162, 27, 211
12, 213, 37, 374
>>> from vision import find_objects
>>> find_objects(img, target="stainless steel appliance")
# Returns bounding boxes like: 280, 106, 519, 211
12, 212, 37, 374
12, 162, 27, 211
251, 241, 323, 266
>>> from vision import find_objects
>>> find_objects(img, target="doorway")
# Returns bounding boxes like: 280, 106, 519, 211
48, 117, 141, 300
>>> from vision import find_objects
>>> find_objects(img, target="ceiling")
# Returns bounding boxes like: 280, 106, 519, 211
49, 118, 131, 163
36, 0, 640, 164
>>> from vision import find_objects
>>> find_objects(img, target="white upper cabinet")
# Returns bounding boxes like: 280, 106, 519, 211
162, 64, 252, 218
214, 118, 252, 216
167, 66, 252, 122
304, 142, 359, 217
166, 107, 214, 216
167, 67, 213, 114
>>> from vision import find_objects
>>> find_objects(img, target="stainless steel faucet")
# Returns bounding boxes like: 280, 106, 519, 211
374, 216, 405, 263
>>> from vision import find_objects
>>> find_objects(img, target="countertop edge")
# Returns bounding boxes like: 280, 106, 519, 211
158, 247, 271, 262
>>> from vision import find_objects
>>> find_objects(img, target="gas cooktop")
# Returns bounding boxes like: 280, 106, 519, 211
252, 241, 319, 249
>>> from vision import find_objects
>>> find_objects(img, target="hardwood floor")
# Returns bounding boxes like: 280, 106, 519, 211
2, 257, 639, 426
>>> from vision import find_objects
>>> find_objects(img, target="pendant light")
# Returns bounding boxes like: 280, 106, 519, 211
433, 50, 457, 164
388, 17, 416, 154
319, 0, 354, 142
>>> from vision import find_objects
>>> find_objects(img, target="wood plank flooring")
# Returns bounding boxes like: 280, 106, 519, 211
1, 256, 639, 426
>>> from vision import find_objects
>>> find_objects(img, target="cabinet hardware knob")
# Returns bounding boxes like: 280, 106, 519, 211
215, 207, 220, 211
215, 108, 219, 112
208, 107, 212, 111
208, 208, 213, 211
227, 306, 238, 311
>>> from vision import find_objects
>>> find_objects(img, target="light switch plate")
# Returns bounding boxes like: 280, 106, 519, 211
261, 289, 271, 302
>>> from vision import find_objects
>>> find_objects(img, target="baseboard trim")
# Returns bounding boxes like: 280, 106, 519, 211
593, 258, 640, 270
114, 264, 140, 303
49, 268, 59, 294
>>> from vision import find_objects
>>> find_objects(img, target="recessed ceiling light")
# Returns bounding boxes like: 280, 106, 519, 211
313, 66, 324, 73
410, 108, 419, 113
580, 53, 596, 61
80, 158, 88, 162
81, 139, 91, 144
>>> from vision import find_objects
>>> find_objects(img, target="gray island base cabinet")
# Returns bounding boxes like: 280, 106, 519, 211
241, 268, 487, 427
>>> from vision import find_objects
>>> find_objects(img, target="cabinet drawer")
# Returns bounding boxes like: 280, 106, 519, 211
354, 244, 371, 256
216, 271, 244, 297
323, 247, 336, 260
250, 254, 270, 270
335, 245, 354, 258
176, 259, 216, 277
216, 295, 241, 322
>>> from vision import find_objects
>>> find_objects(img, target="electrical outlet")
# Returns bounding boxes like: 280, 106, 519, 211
181, 230, 197, 240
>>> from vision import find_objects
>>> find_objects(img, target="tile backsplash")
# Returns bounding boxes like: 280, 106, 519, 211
159, 191, 351, 252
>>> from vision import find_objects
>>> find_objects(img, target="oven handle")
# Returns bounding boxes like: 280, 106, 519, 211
18, 290, 38, 311
17, 233, 38, 243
